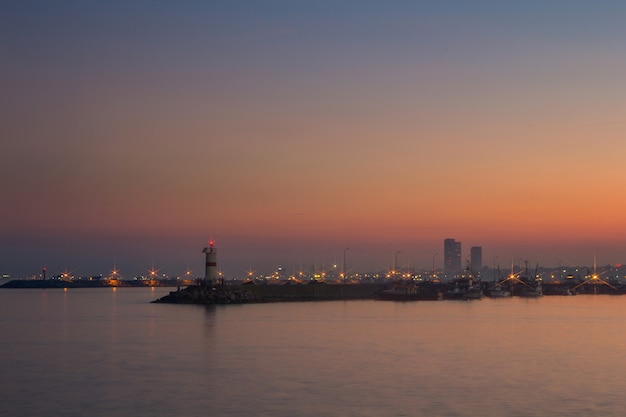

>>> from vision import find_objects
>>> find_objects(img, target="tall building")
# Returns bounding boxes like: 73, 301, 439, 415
470, 246, 482, 272
444, 238, 462, 272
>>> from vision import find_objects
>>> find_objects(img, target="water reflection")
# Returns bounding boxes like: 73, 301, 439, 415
2, 291, 626, 416
204, 305, 216, 332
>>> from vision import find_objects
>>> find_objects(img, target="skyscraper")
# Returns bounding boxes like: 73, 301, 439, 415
470, 246, 482, 272
444, 238, 462, 272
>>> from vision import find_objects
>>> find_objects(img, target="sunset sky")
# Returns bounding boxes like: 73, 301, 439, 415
3, 1, 626, 278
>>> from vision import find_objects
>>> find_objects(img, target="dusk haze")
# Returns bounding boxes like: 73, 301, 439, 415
7, 4, 626, 417
3, 1, 626, 278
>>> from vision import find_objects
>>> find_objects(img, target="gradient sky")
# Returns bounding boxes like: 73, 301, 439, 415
3, 1, 626, 278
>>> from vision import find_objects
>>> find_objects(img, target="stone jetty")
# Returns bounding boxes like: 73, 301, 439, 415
152, 282, 389, 304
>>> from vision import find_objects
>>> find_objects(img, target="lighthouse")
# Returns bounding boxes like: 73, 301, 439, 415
202, 241, 218, 286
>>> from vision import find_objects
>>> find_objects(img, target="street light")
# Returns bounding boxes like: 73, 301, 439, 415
493, 256, 498, 283
394, 251, 402, 277
432, 252, 439, 274
343, 247, 350, 283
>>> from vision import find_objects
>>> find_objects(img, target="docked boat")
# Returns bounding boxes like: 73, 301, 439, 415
488, 285, 511, 298
444, 280, 483, 300
542, 284, 575, 296
518, 284, 543, 297
554, 287, 574, 296
463, 286, 483, 299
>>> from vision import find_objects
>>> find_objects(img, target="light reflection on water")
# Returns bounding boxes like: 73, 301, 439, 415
1, 289, 626, 417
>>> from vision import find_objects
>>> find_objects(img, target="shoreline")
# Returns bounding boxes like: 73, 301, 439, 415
0, 279, 183, 289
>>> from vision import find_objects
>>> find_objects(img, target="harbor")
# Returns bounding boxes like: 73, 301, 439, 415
152, 241, 626, 304
152, 277, 626, 305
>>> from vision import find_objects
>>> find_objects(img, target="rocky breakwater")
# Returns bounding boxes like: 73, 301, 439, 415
152, 282, 388, 304
153, 284, 258, 304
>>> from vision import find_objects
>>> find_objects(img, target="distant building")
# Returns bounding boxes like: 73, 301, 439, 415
470, 246, 482, 272
444, 238, 462, 272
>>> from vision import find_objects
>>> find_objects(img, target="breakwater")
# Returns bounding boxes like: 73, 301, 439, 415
152, 279, 626, 305
152, 282, 389, 304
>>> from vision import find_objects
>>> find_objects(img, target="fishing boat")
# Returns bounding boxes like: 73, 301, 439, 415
463, 283, 484, 299
444, 277, 483, 300
518, 283, 543, 297
488, 284, 511, 298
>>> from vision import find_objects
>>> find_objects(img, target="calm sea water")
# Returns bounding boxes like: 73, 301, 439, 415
2, 286, 626, 417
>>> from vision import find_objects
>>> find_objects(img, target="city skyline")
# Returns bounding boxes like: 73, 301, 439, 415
2, 236, 621, 280
3, 2, 626, 277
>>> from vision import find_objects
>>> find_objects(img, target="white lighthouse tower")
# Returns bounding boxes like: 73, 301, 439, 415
202, 240, 218, 286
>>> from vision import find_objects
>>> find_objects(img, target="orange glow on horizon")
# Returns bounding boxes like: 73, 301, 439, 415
5, 3, 626, 277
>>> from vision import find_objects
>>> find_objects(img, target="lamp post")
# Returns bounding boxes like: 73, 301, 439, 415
432, 252, 438, 275
343, 247, 350, 283
394, 251, 401, 278
493, 256, 498, 283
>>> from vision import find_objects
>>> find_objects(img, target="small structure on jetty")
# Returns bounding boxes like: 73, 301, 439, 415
202, 240, 218, 286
